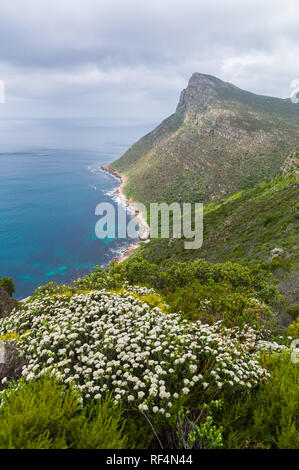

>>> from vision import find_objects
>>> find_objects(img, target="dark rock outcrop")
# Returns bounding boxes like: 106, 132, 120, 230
0, 287, 17, 318
0, 341, 27, 387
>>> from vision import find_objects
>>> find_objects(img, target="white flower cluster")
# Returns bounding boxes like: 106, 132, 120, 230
122, 283, 156, 296
256, 340, 287, 352
0, 289, 272, 415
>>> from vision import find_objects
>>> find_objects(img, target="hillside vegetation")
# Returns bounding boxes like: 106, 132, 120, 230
111, 73, 299, 204
0, 267, 297, 449
138, 173, 298, 266
0, 74, 298, 449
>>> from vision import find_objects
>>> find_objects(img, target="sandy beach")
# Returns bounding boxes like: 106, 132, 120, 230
101, 165, 150, 262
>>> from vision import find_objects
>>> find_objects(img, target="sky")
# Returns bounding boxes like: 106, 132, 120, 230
0, 0, 299, 126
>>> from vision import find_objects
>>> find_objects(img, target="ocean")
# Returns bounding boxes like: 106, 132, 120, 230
0, 119, 154, 299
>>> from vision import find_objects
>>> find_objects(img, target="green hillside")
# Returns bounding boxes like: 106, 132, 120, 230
138, 173, 298, 266
131, 168, 298, 325
111, 73, 299, 204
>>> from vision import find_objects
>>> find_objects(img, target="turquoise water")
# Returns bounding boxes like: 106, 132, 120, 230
0, 147, 137, 299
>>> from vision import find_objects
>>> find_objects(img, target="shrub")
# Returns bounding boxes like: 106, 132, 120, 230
78, 255, 279, 330
33, 282, 73, 298
285, 318, 299, 339
0, 376, 127, 449
166, 282, 273, 329
218, 351, 299, 449
0, 289, 277, 418
174, 402, 223, 449
0, 278, 15, 297
286, 304, 299, 322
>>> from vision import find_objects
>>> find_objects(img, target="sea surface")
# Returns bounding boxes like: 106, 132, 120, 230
0, 120, 154, 299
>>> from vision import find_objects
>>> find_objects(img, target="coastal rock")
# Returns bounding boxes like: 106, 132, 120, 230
100, 165, 122, 180
0, 287, 17, 318
0, 341, 27, 387
270, 247, 285, 260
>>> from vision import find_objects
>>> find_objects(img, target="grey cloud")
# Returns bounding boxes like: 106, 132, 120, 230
0, 0, 298, 122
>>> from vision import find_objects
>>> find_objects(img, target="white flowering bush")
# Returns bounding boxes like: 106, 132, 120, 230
0, 288, 272, 416
121, 283, 156, 296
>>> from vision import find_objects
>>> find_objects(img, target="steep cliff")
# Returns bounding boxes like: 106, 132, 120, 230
111, 73, 299, 204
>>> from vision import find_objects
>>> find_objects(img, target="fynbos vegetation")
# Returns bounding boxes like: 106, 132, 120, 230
0, 76, 298, 449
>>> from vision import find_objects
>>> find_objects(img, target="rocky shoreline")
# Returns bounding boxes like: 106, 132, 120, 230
100, 165, 150, 263
101, 165, 122, 180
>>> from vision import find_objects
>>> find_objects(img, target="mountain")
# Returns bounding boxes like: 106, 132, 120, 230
110, 73, 299, 204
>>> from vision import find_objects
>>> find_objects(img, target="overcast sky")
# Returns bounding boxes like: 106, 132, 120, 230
0, 0, 299, 124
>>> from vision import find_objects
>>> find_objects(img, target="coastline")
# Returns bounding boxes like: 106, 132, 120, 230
100, 165, 150, 263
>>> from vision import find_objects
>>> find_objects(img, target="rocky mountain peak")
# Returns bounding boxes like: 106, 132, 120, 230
176, 73, 238, 115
